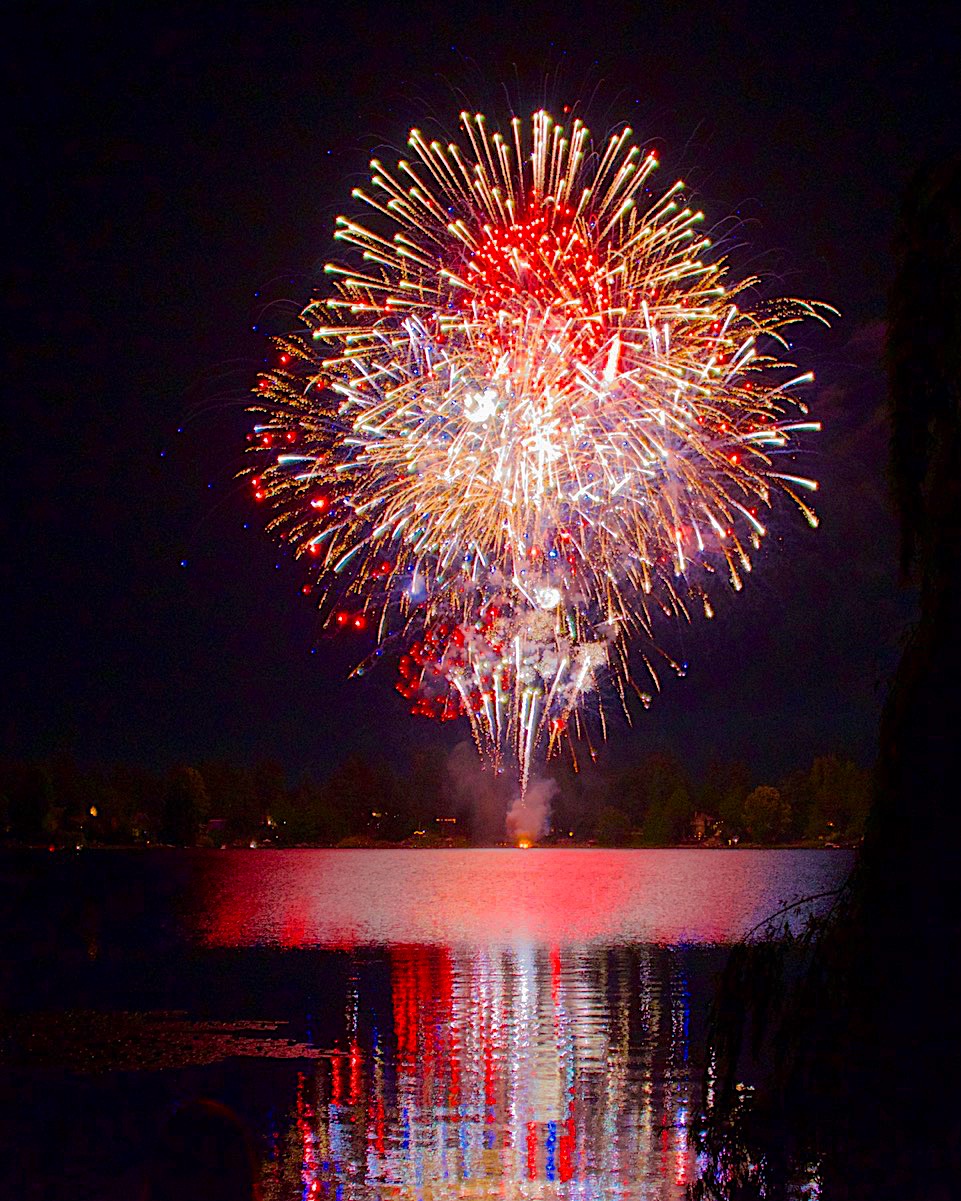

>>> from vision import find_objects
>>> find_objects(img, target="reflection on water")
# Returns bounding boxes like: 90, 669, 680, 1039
0, 849, 853, 1200
194, 851, 849, 1199
264, 945, 695, 1200
195, 848, 851, 947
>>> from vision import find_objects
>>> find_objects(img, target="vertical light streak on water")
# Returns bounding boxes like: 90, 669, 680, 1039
265, 943, 698, 1199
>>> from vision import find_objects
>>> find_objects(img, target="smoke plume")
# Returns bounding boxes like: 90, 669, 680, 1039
505, 777, 558, 844
446, 741, 511, 844
446, 743, 557, 844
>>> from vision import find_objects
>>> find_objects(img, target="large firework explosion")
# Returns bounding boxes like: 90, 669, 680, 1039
249, 110, 833, 795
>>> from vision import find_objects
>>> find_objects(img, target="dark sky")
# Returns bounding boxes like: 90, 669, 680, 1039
5, 1, 958, 782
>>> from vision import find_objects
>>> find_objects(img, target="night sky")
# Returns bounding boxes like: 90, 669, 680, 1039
6, 1, 958, 782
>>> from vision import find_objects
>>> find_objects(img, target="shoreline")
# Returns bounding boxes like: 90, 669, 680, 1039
1, 841, 858, 852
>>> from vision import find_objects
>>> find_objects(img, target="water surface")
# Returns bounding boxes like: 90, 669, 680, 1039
0, 848, 852, 1200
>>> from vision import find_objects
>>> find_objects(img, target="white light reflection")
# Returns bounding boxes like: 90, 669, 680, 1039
267, 943, 696, 1199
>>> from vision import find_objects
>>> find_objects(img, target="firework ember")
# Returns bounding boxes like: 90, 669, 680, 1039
249, 110, 833, 793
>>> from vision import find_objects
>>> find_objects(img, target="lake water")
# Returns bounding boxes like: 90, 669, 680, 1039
0, 849, 852, 1200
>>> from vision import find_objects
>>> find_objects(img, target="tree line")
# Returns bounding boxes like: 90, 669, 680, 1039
555, 751, 869, 846
0, 746, 869, 848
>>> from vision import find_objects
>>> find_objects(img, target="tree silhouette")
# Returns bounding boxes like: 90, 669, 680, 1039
887, 155, 961, 578
7, 764, 56, 843
742, 786, 790, 844
594, 805, 632, 847
696, 155, 961, 1201
160, 766, 209, 846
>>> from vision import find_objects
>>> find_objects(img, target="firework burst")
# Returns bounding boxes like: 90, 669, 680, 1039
249, 110, 833, 792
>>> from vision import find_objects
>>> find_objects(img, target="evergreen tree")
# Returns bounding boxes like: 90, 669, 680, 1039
594, 805, 632, 847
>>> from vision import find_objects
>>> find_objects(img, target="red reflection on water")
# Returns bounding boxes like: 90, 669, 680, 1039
176, 851, 855, 1198
560, 1116, 575, 1182
526, 1120, 538, 1179
196, 849, 850, 949
269, 942, 698, 1199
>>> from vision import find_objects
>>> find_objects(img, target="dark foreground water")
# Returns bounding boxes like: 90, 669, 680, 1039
0, 849, 852, 1200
